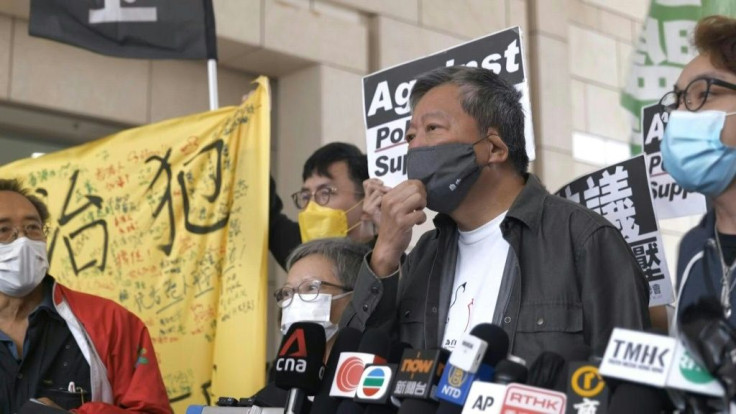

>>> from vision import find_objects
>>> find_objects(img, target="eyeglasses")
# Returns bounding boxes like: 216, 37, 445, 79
290, 186, 363, 210
659, 77, 736, 114
0, 223, 49, 244
274, 279, 352, 308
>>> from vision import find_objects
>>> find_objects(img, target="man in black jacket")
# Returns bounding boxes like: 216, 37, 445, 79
340, 66, 650, 364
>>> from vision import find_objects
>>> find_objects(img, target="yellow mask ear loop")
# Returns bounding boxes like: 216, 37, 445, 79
344, 198, 364, 232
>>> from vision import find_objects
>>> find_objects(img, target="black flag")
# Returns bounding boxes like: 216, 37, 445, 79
29, 0, 217, 60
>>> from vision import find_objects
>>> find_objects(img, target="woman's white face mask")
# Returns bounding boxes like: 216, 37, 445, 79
280, 292, 351, 342
0, 237, 48, 297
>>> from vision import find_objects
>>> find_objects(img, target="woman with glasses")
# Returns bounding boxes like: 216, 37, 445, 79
275, 238, 370, 360
660, 15, 736, 403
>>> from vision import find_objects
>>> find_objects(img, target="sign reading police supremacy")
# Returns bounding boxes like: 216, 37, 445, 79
362, 26, 535, 187
640, 103, 706, 219
555, 155, 675, 306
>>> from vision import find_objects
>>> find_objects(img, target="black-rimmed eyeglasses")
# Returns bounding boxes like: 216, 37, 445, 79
290, 186, 363, 210
659, 77, 736, 114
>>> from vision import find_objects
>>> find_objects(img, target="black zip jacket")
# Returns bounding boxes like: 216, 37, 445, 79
340, 174, 651, 364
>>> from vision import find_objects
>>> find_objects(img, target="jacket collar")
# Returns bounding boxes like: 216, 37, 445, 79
505, 174, 547, 232
431, 173, 548, 232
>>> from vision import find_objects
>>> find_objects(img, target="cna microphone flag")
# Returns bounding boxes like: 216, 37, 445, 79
0, 77, 270, 411
29, 0, 217, 59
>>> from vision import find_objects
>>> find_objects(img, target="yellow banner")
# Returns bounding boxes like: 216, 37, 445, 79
0, 77, 271, 411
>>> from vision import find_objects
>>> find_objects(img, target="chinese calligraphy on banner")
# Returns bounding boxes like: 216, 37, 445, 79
0, 77, 271, 411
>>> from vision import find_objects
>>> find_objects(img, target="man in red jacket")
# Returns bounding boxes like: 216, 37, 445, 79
0, 178, 171, 413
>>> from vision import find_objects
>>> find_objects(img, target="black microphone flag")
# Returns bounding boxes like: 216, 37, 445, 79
29, 0, 218, 60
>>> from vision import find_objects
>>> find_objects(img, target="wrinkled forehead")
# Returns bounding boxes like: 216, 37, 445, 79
0, 191, 41, 222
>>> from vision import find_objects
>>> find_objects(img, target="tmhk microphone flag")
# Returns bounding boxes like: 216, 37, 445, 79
0, 77, 270, 411
29, 0, 217, 60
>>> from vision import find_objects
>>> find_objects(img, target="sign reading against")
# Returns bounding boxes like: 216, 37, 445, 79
640, 103, 706, 219
362, 26, 535, 187
555, 155, 675, 306
0, 77, 271, 411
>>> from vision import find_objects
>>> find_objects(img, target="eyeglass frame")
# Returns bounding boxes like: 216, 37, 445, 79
290, 185, 364, 210
659, 76, 736, 114
273, 279, 352, 308
0, 222, 49, 244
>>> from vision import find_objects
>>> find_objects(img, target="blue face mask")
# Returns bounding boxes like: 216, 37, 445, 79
661, 110, 736, 197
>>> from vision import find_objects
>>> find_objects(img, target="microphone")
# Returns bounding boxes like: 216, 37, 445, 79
436, 324, 510, 413
460, 356, 526, 413
565, 360, 609, 414
273, 322, 326, 414
310, 327, 363, 414
393, 348, 449, 413
335, 329, 392, 414
353, 342, 411, 414
679, 297, 736, 401
606, 383, 668, 414
492, 356, 528, 385
528, 351, 567, 392
462, 355, 570, 414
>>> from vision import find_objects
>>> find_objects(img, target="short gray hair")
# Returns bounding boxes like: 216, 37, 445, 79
409, 66, 528, 175
285, 238, 370, 289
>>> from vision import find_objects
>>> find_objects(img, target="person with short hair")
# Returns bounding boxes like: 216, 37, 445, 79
269, 142, 386, 269
0, 179, 171, 413
276, 237, 370, 359
660, 15, 736, 328
341, 66, 650, 364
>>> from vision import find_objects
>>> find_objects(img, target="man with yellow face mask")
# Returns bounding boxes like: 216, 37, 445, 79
269, 142, 384, 270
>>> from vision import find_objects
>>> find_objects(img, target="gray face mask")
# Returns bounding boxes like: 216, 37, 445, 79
407, 138, 487, 214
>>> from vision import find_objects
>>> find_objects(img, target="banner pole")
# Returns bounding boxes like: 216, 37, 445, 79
208, 59, 219, 110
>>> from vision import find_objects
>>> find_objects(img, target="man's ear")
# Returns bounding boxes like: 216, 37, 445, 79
485, 129, 509, 165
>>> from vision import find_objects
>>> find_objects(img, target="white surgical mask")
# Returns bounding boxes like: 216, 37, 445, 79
0, 237, 49, 297
280, 292, 351, 341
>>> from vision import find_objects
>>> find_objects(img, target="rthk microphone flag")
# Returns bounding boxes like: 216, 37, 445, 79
29, 0, 217, 60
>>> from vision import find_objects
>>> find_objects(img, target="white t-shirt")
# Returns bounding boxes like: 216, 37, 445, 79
441, 211, 510, 351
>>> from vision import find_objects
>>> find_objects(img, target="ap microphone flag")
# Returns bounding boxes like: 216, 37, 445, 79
29, 0, 217, 60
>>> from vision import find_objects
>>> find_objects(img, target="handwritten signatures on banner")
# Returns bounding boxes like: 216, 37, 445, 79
21, 107, 259, 403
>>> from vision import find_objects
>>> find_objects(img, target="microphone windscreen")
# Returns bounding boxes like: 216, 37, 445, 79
607, 383, 668, 413
274, 322, 326, 393
336, 399, 365, 414
493, 359, 528, 385
396, 398, 437, 413
527, 351, 566, 391
435, 400, 462, 414
252, 382, 288, 407
358, 328, 392, 361
388, 342, 411, 364
310, 327, 362, 414
469, 324, 509, 366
